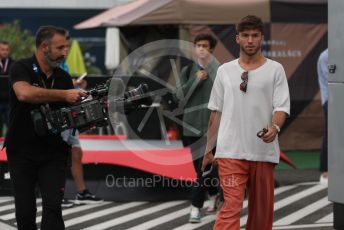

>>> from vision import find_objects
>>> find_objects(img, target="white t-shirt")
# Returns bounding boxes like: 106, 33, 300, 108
208, 58, 290, 163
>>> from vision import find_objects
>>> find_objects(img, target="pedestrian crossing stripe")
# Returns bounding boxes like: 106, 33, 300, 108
0, 182, 333, 230
272, 223, 333, 229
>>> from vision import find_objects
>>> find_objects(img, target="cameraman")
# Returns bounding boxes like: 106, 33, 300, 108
4, 26, 86, 230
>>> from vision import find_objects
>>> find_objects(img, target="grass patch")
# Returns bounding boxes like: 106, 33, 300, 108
277, 150, 320, 170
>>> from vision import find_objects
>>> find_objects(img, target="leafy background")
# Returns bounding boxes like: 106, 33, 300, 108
0, 20, 36, 60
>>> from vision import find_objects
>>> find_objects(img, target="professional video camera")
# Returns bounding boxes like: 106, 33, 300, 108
31, 79, 151, 136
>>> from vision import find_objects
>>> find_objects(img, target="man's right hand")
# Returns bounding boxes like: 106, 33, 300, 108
196, 70, 208, 81
65, 89, 87, 104
201, 151, 215, 172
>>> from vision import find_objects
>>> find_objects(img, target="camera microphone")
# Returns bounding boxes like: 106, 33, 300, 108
124, 84, 149, 100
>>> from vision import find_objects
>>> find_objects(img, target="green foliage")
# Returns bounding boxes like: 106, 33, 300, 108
86, 65, 102, 75
83, 51, 103, 75
0, 20, 35, 60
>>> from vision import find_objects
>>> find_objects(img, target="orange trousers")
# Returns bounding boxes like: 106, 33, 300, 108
214, 158, 275, 230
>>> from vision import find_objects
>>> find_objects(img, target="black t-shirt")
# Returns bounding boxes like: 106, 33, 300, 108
4, 55, 74, 154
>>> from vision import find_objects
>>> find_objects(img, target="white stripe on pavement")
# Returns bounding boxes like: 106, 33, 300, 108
274, 196, 330, 226
173, 184, 298, 230
2, 206, 42, 221
0, 198, 13, 204
0, 184, 330, 229
83, 201, 186, 230
0, 204, 15, 214
274, 184, 327, 210
64, 202, 146, 227
274, 185, 298, 195
241, 184, 302, 226
240, 223, 333, 230
0, 221, 16, 230
172, 200, 216, 230
316, 212, 333, 223
35, 202, 112, 223
127, 205, 190, 230
62, 202, 112, 215
272, 223, 333, 229
173, 213, 217, 230
294, 182, 322, 186
0, 199, 42, 213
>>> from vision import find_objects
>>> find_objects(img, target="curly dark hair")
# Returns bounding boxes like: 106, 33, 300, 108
236, 15, 264, 34
194, 33, 217, 49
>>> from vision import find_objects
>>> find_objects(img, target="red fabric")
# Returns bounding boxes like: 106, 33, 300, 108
0, 135, 127, 141
79, 135, 127, 140
215, 159, 275, 230
0, 134, 293, 182
280, 151, 296, 169
0, 146, 196, 181
82, 148, 196, 181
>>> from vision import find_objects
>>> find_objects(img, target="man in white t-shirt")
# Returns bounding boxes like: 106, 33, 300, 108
201, 15, 290, 230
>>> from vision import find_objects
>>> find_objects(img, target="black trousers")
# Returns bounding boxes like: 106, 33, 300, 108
0, 103, 9, 136
183, 136, 219, 208
320, 101, 328, 172
6, 150, 69, 230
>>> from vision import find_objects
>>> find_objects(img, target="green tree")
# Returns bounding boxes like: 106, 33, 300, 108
0, 20, 35, 60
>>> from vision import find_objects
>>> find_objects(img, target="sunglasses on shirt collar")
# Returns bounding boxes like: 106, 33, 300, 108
240, 71, 248, 93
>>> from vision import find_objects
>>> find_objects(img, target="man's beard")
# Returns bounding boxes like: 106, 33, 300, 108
44, 50, 63, 69
241, 45, 261, 57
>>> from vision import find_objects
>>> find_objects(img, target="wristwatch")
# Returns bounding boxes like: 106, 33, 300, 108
272, 124, 280, 133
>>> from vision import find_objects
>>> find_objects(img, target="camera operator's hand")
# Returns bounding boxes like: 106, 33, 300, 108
72, 79, 88, 90
65, 89, 87, 104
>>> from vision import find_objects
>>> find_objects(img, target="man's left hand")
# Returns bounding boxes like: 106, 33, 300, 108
262, 126, 278, 143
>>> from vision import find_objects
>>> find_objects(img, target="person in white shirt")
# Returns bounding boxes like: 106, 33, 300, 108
317, 48, 328, 185
201, 15, 290, 230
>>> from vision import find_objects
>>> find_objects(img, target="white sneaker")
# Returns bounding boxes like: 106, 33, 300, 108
319, 173, 328, 186
206, 195, 218, 213
189, 205, 201, 223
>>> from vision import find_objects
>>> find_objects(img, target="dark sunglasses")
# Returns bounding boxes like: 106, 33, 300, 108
257, 128, 268, 138
240, 71, 248, 92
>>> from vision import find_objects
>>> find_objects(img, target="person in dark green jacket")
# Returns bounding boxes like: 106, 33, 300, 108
176, 33, 220, 223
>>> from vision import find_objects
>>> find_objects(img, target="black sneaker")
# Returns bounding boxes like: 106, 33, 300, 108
74, 189, 104, 204
61, 198, 74, 208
